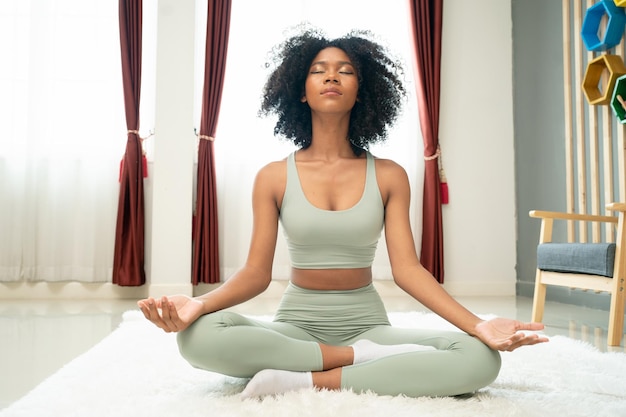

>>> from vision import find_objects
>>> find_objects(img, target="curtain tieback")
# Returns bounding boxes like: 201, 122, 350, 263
424, 144, 441, 161
194, 128, 215, 141
121, 129, 152, 180
127, 129, 154, 142
424, 144, 449, 204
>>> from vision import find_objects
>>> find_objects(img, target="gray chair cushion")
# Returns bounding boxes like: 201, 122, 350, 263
537, 243, 616, 277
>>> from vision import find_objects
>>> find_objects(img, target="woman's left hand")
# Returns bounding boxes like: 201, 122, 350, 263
474, 318, 549, 352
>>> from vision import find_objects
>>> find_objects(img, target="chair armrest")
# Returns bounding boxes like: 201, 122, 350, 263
529, 210, 617, 224
606, 202, 626, 212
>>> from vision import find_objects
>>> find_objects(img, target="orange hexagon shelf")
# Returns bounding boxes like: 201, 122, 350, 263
582, 54, 626, 105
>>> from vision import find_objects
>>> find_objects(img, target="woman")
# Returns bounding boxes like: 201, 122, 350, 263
138, 28, 548, 399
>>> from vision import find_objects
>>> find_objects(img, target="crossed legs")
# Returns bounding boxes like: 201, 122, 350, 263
176, 311, 501, 398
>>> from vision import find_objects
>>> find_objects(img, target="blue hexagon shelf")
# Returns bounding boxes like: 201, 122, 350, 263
581, 0, 626, 51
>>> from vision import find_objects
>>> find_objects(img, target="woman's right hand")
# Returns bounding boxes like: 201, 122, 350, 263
137, 294, 205, 333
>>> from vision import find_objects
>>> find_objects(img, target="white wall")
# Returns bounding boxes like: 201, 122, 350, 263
146, 0, 196, 298
439, 0, 515, 296
1, 0, 515, 299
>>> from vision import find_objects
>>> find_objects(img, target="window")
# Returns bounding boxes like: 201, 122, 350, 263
0, 0, 156, 282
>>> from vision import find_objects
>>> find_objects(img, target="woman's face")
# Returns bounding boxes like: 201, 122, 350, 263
302, 47, 359, 115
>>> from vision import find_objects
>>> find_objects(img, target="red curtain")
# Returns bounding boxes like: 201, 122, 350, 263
113, 0, 145, 286
408, 0, 445, 283
192, 0, 232, 285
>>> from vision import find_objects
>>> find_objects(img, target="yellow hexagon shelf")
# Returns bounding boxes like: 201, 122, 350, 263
582, 54, 626, 105
615, 1, 626, 7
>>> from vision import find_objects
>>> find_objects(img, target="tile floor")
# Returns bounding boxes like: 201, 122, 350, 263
1, 286, 623, 410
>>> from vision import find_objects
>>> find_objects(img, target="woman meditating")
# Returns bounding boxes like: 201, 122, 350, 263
138, 27, 548, 399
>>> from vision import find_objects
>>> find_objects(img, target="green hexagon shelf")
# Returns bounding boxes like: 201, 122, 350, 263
611, 75, 626, 123
582, 54, 626, 105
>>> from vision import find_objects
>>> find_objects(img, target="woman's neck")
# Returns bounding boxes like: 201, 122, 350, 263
308, 113, 353, 159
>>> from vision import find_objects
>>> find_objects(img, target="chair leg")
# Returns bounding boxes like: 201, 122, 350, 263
531, 269, 547, 323
607, 285, 625, 346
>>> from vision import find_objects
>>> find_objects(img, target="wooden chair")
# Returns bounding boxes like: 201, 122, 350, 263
529, 204, 626, 346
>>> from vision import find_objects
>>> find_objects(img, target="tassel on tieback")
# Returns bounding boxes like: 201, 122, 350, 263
424, 144, 449, 205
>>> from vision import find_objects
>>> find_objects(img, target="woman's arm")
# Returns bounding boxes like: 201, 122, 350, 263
378, 159, 547, 351
379, 159, 482, 332
194, 161, 284, 312
138, 160, 285, 332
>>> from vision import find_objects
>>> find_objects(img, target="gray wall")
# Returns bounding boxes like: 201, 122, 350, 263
513, 0, 611, 310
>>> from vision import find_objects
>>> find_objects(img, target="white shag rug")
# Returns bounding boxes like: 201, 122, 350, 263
3, 310, 626, 417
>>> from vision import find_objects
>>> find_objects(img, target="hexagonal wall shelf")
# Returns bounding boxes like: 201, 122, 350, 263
582, 54, 626, 105
611, 74, 626, 123
614, 0, 626, 7
581, 0, 626, 51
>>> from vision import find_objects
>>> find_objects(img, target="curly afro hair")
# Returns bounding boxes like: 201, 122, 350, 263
260, 27, 407, 156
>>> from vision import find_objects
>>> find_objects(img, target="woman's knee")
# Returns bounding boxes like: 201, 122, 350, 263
176, 311, 241, 370
462, 336, 502, 388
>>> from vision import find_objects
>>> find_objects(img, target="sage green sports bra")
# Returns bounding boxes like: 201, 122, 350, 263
279, 151, 384, 269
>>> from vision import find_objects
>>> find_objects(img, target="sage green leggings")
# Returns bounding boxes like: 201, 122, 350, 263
177, 282, 501, 398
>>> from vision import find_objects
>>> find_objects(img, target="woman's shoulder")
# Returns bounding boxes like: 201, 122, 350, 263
253, 154, 290, 189
370, 154, 410, 204
257, 154, 289, 175
371, 154, 408, 178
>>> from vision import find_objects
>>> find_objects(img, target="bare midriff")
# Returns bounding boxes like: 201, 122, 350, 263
290, 267, 373, 291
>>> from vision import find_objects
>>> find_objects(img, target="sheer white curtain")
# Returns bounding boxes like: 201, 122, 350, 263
0, 1, 155, 282
201, 0, 423, 280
